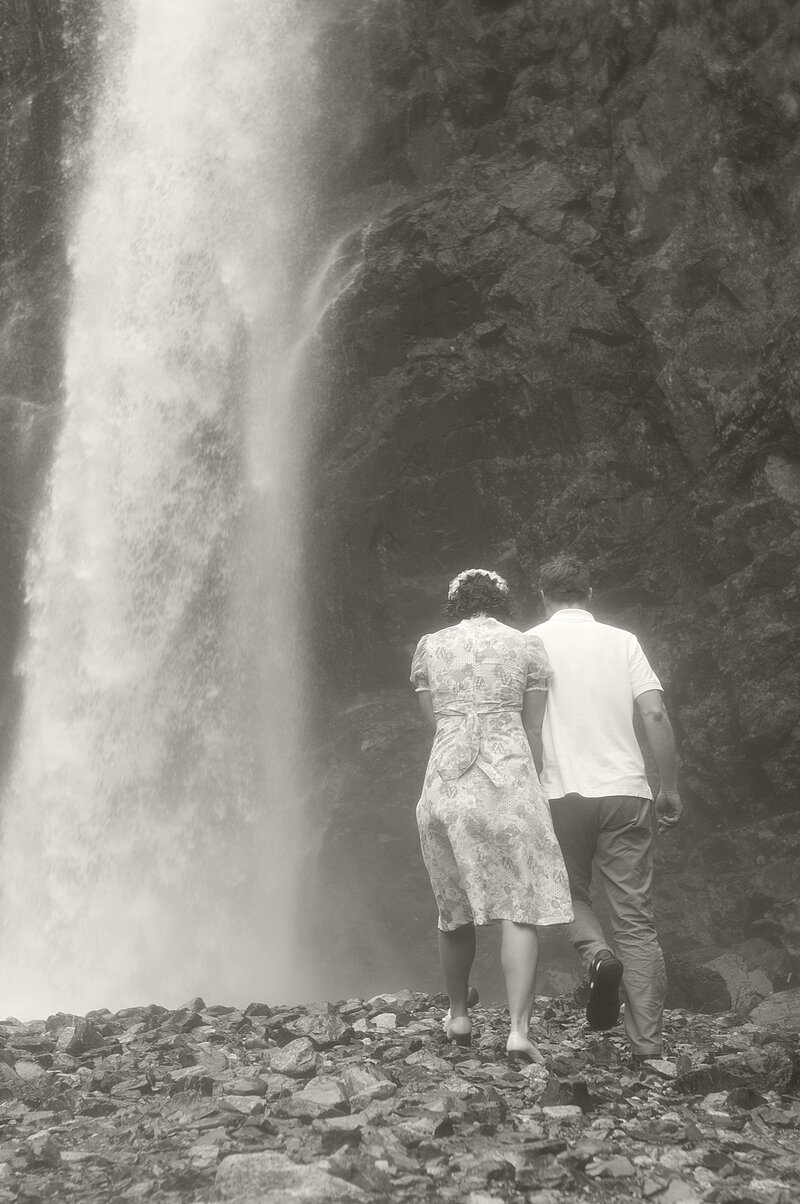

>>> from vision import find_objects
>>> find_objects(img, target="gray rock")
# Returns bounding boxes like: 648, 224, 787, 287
338, 1064, 397, 1110
542, 1105, 584, 1122
224, 1076, 268, 1096
24, 1131, 61, 1168
312, 1114, 366, 1154
704, 952, 772, 1015
366, 990, 418, 1014
501, 161, 578, 235
298, 1076, 348, 1110
586, 1154, 637, 1178
268, 1038, 320, 1079
674, 1047, 794, 1095
244, 1002, 273, 1018
55, 1019, 106, 1056
403, 1049, 451, 1074
279, 1076, 350, 1121
284, 1013, 352, 1049
216, 1151, 367, 1201
664, 957, 732, 1014
263, 1071, 294, 1097
168, 1066, 214, 1095
749, 987, 800, 1031
13, 1061, 47, 1082
371, 1012, 398, 1030
0, 1064, 23, 1092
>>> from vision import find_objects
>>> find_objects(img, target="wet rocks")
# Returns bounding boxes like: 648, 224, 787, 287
4, 989, 798, 1203
674, 1046, 794, 1096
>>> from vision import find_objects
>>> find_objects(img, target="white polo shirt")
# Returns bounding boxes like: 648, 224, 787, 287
529, 609, 662, 800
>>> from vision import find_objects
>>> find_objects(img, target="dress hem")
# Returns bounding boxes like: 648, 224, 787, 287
437, 910, 574, 932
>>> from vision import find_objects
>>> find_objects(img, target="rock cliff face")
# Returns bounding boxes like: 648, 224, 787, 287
0, 0, 99, 765
1, 0, 799, 1005
307, 0, 800, 998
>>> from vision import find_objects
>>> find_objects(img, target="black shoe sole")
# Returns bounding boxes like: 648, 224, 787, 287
586, 956, 623, 1031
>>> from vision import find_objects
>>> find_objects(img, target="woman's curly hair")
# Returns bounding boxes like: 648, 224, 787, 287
444, 572, 514, 621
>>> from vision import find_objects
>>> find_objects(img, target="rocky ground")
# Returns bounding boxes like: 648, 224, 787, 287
1, 988, 799, 1204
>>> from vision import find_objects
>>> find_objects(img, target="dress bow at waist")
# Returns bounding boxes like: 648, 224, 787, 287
433, 702, 521, 786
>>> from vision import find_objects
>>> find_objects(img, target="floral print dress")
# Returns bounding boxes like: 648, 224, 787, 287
411, 616, 573, 932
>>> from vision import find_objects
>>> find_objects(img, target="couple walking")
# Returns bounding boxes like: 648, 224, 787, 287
410, 555, 682, 1065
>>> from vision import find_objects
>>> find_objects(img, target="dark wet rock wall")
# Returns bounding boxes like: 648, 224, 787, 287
0, 0, 100, 764
308, 0, 800, 997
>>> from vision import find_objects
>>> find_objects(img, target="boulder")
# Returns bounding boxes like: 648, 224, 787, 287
664, 957, 731, 1014
338, 1064, 397, 1110
216, 1151, 367, 1201
284, 1014, 352, 1049
749, 987, 800, 1032
704, 952, 772, 1016
268, 1038, 320, 1079
54, 1019, 106, 1056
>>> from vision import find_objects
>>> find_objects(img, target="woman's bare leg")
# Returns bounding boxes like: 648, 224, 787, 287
438, 922, 476, 1019
501, 920, 539, 1034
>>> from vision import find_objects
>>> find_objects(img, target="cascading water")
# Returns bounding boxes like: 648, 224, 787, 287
0, 0, 326, 1016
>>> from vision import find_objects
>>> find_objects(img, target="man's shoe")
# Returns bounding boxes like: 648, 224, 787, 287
586, 949, 623, 1031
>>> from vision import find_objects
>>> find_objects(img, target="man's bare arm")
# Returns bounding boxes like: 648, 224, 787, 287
635, 688, 682, 832
522, 689, 547, 777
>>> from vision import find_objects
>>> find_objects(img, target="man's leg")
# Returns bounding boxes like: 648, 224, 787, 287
549, 796, 608, 966
595, 796, 666, 1056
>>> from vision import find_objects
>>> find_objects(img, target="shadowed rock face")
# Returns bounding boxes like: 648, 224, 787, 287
2, 0, 799, 1002
0, 0, 100, 767
306, 0, 800, 994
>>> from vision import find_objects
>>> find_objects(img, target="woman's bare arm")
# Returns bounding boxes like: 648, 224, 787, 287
521, 689, 547, 776
417, 690, 437, 735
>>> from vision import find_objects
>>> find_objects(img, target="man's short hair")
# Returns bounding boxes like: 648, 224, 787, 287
539, 554, 591, 603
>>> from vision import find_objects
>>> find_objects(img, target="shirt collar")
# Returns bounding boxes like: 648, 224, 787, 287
548, 608, 595, 623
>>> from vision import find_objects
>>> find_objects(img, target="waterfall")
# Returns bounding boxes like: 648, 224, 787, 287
0, 0, 323, 1016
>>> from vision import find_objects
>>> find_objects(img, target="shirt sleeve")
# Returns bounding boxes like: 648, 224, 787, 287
628, 635, 662, 699
524, 633, 553, 692
410, 635, 430, 693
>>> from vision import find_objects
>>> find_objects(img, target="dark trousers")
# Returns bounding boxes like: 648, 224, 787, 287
549, 794, 666, 1055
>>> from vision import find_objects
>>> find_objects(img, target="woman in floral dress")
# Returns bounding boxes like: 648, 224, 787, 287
411, 568, 573, 1062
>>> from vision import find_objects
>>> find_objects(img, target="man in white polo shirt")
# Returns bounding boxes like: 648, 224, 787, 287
530, 554, 682, 1062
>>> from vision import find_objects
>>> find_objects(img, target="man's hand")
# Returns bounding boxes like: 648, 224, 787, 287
655, 787, 682, 834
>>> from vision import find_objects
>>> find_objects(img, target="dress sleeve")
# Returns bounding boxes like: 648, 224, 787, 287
410, 635, 430, 693
524, 633, 553, 692
628, 635, 662, 698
